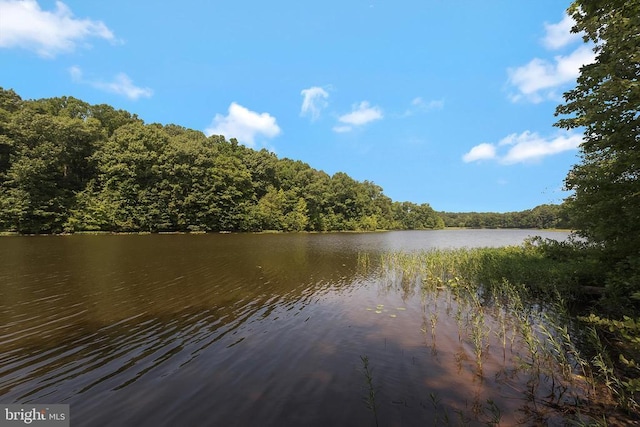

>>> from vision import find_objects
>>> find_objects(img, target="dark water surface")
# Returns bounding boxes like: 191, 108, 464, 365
0, 230, 569, 426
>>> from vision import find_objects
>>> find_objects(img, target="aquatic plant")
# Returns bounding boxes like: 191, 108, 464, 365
359, 355, 379, 427
371, 245, 640, 424
579, 313, 640, 412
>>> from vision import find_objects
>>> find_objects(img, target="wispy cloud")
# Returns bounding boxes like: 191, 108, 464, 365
95, 74, 153, 100
0, 0, 115, 58
463, 131, 582, 164
333, 101, 383, 132
507, 13, 595, 103
69, 66, 153, 100
205, 102, 281, 147
69, 65, 83, 81
401, 97, 444, 116
300, 86, 329, 121
411, 97, 444, 111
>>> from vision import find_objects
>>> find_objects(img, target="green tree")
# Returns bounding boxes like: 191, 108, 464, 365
555, 0, 639, 262
555, 0, 639, 303
78, 122, 170, 232
208, 152, 254, 231
0, 89, 20, 178
0, 108, 101, 233
152, 126, 216, 231
2, 87, 469, 235
301, 169, 332, 231
249, 186, 286, 231
284, 198, 309, 231
243, 148, 278, 200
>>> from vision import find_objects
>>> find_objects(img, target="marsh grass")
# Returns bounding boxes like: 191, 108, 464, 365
360, 355, 380, 427
374, 244, 639, 425
425, 391, 505, 427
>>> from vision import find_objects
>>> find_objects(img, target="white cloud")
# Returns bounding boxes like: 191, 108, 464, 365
462, 143, 496, 163
507, 13, 595, 103
300, 86, 329, 121
543, 13, 580, 50
508, 45, 595, 103
334, 101, 382, 132
69, 66, 153, 100
0, 0, 115, 57
205, 102, 281, 147
339, 101, 383, 125
499, 131, 583, 164
95, 73, 153, 100
463, 131, 582, 164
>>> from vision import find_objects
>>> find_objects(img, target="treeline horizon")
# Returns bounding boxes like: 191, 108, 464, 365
0, 88, 568, 234
438, 204, 570, 229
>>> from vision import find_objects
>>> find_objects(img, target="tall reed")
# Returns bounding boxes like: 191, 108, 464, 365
373, 246, 638, 424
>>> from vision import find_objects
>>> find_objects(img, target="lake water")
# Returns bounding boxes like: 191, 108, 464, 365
0, 230, 571, 426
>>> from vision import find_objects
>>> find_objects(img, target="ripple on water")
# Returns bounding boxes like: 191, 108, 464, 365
1, 231, 583, 426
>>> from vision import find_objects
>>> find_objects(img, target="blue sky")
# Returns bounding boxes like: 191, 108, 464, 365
0, 0, 594, 212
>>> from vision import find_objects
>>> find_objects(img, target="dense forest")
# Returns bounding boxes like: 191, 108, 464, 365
439, 204, 570, 229
0, 87, 567, 234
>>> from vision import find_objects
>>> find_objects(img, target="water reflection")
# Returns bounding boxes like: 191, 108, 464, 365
357, 249, 592, 426
0, 231, 571, 426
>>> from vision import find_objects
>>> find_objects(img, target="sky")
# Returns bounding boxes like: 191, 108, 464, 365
0, 0, 595, 212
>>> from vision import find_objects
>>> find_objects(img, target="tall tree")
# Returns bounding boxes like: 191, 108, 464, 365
79, 122, 170, 232
555, 0, 639, 302
555, 0, 639, 262
0, 108, 101, 233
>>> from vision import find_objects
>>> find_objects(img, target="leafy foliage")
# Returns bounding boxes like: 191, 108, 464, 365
0, 88, 573, 234
0, 88, 446, 233
439, 204, 571, 229
555, 0, 640, 302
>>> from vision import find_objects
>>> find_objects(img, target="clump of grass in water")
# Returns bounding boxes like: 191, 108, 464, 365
430, 311, 438, 344
579, 313, 640, 415
484, 399, 502, 426
428, 392, 503, 426
376, 246, 640, 424
360, 355, 379, 427
429, 392, 451, 425
357, 252, 372, 276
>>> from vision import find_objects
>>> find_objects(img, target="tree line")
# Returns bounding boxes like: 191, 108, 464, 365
0, 88, 570, 234
0, 88, 448, 233
438, 204, 571, 229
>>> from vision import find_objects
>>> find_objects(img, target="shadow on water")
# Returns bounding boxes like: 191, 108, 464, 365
0, 231, 580, 426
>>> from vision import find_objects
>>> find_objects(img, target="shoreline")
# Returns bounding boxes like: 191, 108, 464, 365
0, 227, 574, 237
